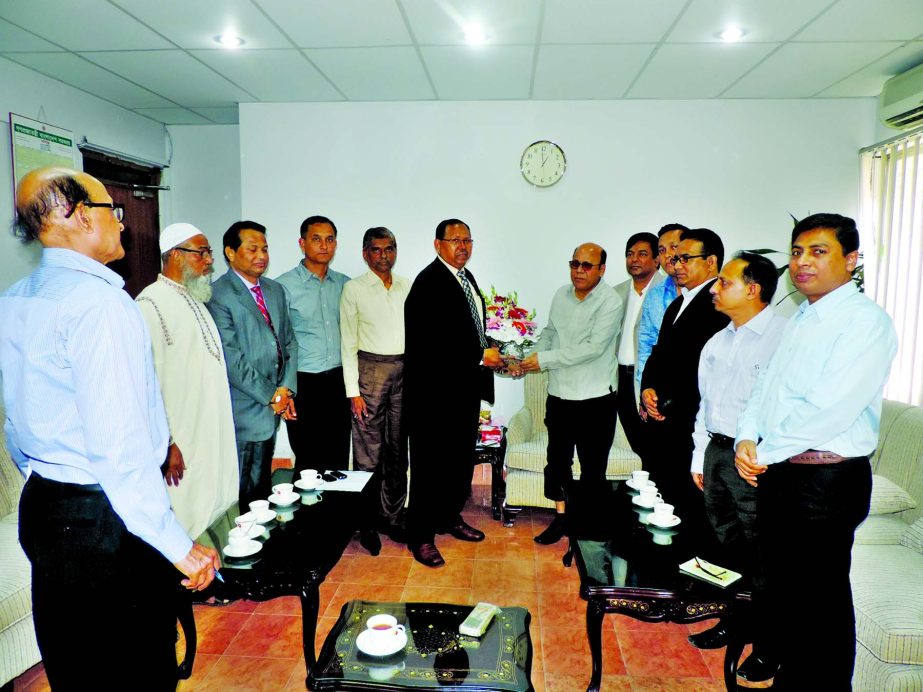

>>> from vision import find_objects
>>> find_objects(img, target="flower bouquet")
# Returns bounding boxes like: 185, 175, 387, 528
482, 287, 540, 375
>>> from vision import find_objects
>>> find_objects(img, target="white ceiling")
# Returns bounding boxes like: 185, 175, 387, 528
2, 0, 923, 126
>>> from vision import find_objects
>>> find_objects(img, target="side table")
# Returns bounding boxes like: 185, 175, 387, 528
309, 600, 533, 691
475, 426, 507, 521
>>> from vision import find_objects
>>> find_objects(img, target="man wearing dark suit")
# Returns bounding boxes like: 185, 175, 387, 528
404, 218, 502, 567
640, 228, 730, 520
208, 221, 298, 510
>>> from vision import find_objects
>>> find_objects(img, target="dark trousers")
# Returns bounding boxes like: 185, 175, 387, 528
286, 367, 352, 472
352, 352, 408, 528
407, 395, 480, 546
616, 365, 645, 456
758, 456, 872, 690
543, 392, 618, 503
703, 440, 771, 657
238, 434, 276, 512
19, 474, 178, 691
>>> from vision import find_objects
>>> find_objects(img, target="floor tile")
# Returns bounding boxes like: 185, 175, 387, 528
401, 585, 474, 605
225, 613, 304, 658
176, 652, 220, 690
196, 654, 300, 691
617, 629, 711, 678
473, 559, 537, 592
191, 607, 253, 655
538, 590, 586, 628
340, 554, 413, 586
630, 676, 725, 691
474, 588, 540, 616
254, 595, 301, 615
533, 540, 570, 563
322, 583, 404, 618
435, 537, 479, 560
476, 535, 536, 561
541, 625, 625, 677
535, 557, 581, 592
612, 613, 689, 634
406, 557, 475, 589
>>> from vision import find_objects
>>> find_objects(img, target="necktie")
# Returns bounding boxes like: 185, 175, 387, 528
251, 285, 283, 371
457, 270, 488, 348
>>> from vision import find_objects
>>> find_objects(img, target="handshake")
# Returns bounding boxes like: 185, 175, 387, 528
483, 348, 540, 378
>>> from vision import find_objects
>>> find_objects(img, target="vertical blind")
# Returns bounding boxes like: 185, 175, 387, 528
860, 131, 923, 406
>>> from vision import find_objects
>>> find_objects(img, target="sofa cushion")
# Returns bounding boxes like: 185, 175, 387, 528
855, 515, 911, 545
0, 516, 32, 632
899, 518, 923, 555
852, 544, 923, 665
870, 474, 917, 516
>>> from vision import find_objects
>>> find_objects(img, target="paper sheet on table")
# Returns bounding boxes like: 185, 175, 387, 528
322, 470, 372, 493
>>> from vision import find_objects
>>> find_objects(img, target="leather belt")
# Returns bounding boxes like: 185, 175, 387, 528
708, 432, 735, 449
358, 350, 403, 363
788, 450, 850, 465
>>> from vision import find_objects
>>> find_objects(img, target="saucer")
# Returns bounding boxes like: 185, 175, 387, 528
253, 508, 277, 524
269, 491, 299, 506
223, 540, 262, 558
245, 524, 267, 539
648, 514, 681, 529
294, 478, 325, 492
356, 629, 408, 657
625, 478, 649, 491
631, 495, 659, 509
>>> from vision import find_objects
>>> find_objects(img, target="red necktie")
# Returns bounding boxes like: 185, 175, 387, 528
251, 285, 283, 371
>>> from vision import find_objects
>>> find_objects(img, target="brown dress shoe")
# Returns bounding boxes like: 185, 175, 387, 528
447, 521, 485, 542
411, 542, 445, 568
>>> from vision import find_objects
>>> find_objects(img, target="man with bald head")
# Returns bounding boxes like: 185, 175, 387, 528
136, 223, 239, 539
520, 243, 624, 544
0, 168, 219, 688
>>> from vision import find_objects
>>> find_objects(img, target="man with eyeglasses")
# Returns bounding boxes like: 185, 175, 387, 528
404, 218, 501, 567
136, 222, 239, 538
209, 221, 298, 511
277, 215, 351, 475
641, 228, 729, 524
339, 227, 411, 555
519, 243, 624, 545
1, 167, 219, 688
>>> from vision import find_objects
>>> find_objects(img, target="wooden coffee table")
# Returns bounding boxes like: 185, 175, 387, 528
309, 600, 533, 691
567, 481, 751, 692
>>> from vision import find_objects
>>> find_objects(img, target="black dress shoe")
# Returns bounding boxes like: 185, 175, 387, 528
534, 514, 566, 545
411, 542, 445, 568
447, 521, 485, 542
359, 529, 381, 556
737, 653, 779, 686
384, 523, 408, 544
687, 623, 729, 649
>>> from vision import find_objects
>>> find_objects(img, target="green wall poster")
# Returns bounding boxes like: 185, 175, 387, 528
9, 113, 77, 190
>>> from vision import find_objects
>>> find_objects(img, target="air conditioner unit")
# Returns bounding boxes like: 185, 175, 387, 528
880, 62, 923, 130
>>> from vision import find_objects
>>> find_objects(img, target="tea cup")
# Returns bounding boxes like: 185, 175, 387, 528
366, 614, 405, 640
272, 482, 294, 496
249, 499, 270, 513
631, 470, 650, 484
228, 527, 250, 548
652, 502, 674, 523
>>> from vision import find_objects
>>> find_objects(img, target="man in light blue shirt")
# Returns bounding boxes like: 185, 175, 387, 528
634, 223, 686, 388
277, 215, 351, 472
735, 213, 898, 690
0, 167, 218, 689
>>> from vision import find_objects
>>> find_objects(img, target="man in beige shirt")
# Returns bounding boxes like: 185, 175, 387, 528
340, 227, 411, 554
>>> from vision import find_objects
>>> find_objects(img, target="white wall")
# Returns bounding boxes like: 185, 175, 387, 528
161, 124, 241, 247
0, 58, 167, 290
239, 98, 878, 417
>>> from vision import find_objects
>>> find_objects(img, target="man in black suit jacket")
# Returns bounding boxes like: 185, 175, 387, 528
404, 219, 502, 567
640, 228, 730, 522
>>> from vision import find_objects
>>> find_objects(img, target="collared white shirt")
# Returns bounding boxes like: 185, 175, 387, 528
736, 282, 898, 465
340, 270, 411, 398
536, 281, 624, 400
617, 276, 655, 366
674, 280, 710, 321
231, 269, 262, 306
437, 254, 483, 322
690, 307, 788, 474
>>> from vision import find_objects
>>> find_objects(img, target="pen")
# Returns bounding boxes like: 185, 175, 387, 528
215, 569, 225, 583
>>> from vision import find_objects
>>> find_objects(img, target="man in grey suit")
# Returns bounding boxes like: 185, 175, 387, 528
208, 221, 298, 509
613, 232, 661, 455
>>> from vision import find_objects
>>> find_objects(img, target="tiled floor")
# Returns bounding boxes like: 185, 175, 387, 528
12, 484, 734, 691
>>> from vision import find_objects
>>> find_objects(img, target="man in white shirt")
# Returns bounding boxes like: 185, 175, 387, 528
340, 227, 411, 554
520, 243, 624, 544
686, 252, 787, 683
613, 232, 662, 455
735, 214, 898, 689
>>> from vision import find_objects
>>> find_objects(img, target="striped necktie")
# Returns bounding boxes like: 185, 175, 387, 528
457, 270, 488, 348
251, 285, 283, 371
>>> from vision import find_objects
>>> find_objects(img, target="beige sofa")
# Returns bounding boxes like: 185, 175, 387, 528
852, 399, 923, 691
0, 410, 41, 687
501, 371, 641, 524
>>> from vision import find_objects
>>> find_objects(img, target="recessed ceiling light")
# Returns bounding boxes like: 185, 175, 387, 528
717, 26, 747, 42
215, 33, 245, 49
464, 22, 487, 46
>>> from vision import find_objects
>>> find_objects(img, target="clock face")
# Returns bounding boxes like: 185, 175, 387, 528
520, 140, 566, 187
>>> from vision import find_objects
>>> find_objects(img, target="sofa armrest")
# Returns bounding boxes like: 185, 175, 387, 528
506, 407, 534, 447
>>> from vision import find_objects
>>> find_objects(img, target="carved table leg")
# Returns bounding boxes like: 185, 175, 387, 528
301, 582, 321, 685
491, 452, 506, 521
502, 504, 523, 527
724, 621, 745, 691
585, 598, 605, 692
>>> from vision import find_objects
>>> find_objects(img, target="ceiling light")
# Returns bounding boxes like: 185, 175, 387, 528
717, 26, 747, 42
464, 22, 487, 46
215, 33, 245, 49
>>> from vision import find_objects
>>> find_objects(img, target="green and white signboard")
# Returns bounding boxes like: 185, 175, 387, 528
9, 113, 77, 190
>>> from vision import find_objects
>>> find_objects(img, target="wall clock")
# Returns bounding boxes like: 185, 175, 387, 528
520, 140, 566, 187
